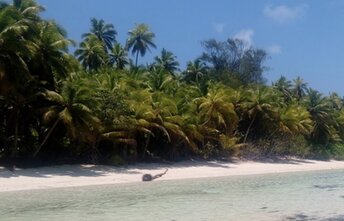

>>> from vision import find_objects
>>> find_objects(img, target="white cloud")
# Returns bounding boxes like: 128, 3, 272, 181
267, 45, 282, 54
213, 23, 225, 34
233, 29, 254, 47
263, 4, 308, 23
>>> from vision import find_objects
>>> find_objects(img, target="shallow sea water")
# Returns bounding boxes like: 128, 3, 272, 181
1, 169, 344, 221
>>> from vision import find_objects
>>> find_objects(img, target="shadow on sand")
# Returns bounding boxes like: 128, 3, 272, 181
252, 157, 316, 165
0, 164, 141, 178
0, 157, 321, 179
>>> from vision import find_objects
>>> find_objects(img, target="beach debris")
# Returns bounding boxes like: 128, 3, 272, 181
142, 169, 168, 181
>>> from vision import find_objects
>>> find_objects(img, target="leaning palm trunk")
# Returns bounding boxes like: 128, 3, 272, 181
12, 115, 19, 158
90, 141, 99, 164
141, 133, 152, 159
33, 118, 60, 157
243, 113, 257, 143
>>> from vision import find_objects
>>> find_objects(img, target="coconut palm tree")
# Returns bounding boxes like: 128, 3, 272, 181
150, 92, 195, 158
328, 92, 343, 111
293, 76, 308, 101
34, 80, 100, 157
8, 0, 44, 21
154, 48, 179, 75
75, 35, 107, 71
82, 18, 117, 51
30, 21, 75, 85
273, 76, 293, 103
184, 59, 208, 84
278, 104, 313, 135
196, 84, 239, 136
108, 43, 129, 69
335, 109, 344, 141
0, 4, 35, 85
126, 23, 156, 66
305, 88, 337, 144
147, 67, 173, 92
240, 86, 280, 143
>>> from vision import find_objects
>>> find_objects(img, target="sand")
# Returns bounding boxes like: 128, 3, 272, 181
1, 159, 344, 192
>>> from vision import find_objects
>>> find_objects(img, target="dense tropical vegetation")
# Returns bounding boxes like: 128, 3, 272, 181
1, 0, 344, 167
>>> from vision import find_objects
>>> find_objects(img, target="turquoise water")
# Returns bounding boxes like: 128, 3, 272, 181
1, 169, 344, 221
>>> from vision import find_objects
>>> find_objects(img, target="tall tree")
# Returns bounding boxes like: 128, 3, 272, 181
0, 3, 35, 94
196, 84, 239, 136
154, 48, 179, 75
34, 80, 100, 157
184, 59, 207, 84
293, 76, 308, 101
200, 38, 267, 85
12, 0, 44, 21
75, 35, 107, 71
109, 43, 129, 70
273, 76, 293, 102
126, 23, 156, 66
30, 21, 75, 86
305, 89, 337, 144
82, 18, 117, 51
240, 87, 280, 143
278, 104, 313, 136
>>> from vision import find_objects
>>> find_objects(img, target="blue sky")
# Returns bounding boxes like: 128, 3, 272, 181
37, 0, 344, 95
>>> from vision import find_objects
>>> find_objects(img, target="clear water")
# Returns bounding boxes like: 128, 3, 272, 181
1, 169, 344, 221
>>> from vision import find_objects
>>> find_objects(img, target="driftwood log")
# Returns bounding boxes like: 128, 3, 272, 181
142, 169, 168, 181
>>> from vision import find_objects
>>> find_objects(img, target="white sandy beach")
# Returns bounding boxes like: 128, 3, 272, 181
1, 159, 344, 192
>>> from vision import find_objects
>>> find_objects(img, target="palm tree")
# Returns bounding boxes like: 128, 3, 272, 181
151, 92, 196, 158
10, 0, 44, 21
305, 88, 337, 144
240, 86, 280, 143
75, 35, 107, 71
278, 104, 313, 135
196, 84, 239, 136
109, 43, 129, 69
328, 92, 343, 110
126, 23, 156, 66
30, 21, 75, 85
82, 18, 117, 51
154, 48, 179, 75
34, 80, 100, 157
273, 76, 293, 102
0, 1, 39, 104
184, 59, 207, 84
293, 76, 308, 101
335, 109, 344, 141
147, 67, 173, 92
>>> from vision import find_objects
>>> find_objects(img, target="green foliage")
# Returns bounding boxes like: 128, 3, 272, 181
200, 38, 267, 85
329, 144, 344, 160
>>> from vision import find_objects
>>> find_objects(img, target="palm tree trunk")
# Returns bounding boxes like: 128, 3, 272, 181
90, 141, 99, 164
33, 118, 60, 157
142, 133, 151, 159
135, 51, 139, 67
12, 114, 19, 158
243, 112, 257, 143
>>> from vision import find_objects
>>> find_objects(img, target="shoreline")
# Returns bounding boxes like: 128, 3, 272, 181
1, 159, 344, 192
